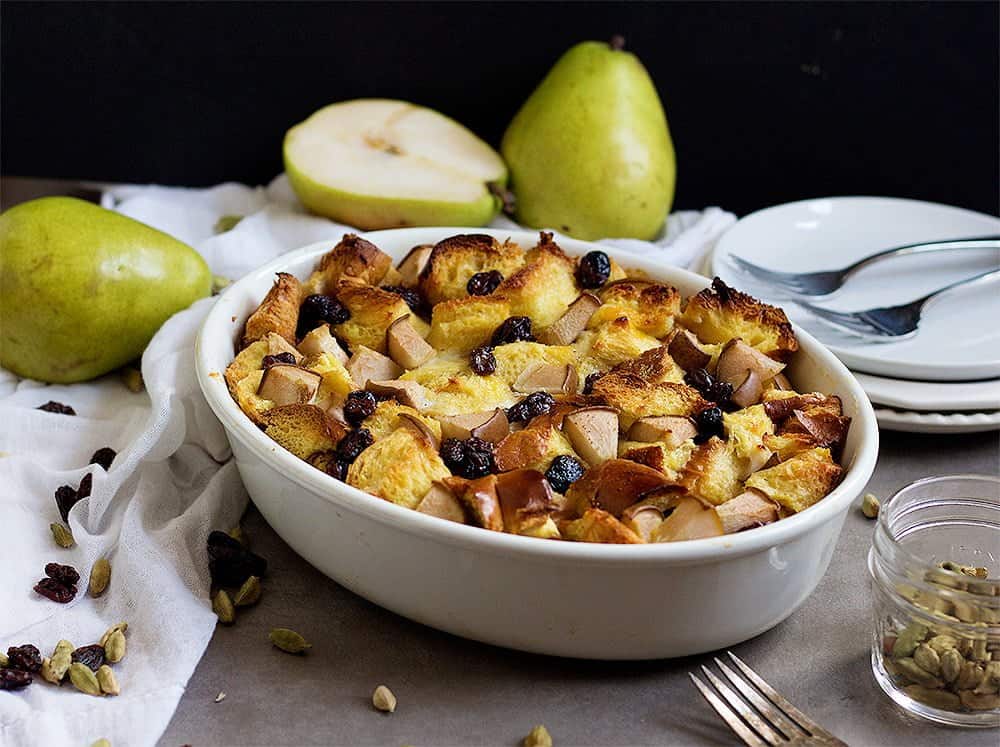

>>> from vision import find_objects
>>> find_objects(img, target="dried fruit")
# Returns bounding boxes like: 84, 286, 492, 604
262, 352, 297, 368
269, 628, 311, 654
45, 562, 80, 586
72, 645, 106, 672
582, 371, 603, 395
37, 401, 76, 415
307, 450, 348, 481
0, 668, 32, 690
213, 589, 236, 625
576, 250, 611, 289
694, 406, 724, 443
343, 390, 378, 426
861, 493, 880, 519
54, 485, 80, 523
90, 447, 117, 471
69, 662, 102, 696
684, 368, 732, 407
440, 437, 495, 479
469, 345, 497, 376
6, 645, 42, 673
381, 285, 423, 312
297, 294, 349, 337
104, 630, 126, 664
233, 576, 262, 607
207, 530, 268, 587
121, 366, 144, 393
34, 576, 77, 603
491, 316, 535, 346
77, 472, 93, 499
50, 522, 76, 549
336, 428, 374, 463
97, 665, 120, 696
466, 270, 503, 296
99, 624, 128, 648
506, 391, 555, 424
544, 455, 586, 494
372, 684, 397, 713
89, 558, 112, 597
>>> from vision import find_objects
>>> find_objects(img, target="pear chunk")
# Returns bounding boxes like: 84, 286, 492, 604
715, 489, 779, 534
562, 406, 619, 467
538, 292, 601, 345
626, 415, 697, 448
397, 245, 434, 287
346, 346, 402, 388
667, 329, 711, 372
297, 325, 348, 364
715, 339, 785, 388
416, 481, 466, 524
495, 469, 560, 537
366, 379, 430, 410
652, 497, 724, 542
387, 315, 436, 369
436, 409, 510, 443
513, 363, 579, 395
256, 364, 321, 406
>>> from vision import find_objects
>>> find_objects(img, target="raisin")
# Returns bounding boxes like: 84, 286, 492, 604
262, 352, 296, 368
207, 530, 268, 587
6, 645, 42, 673
491, 316, 535, 346
44, 562, 80, 586
336, 428, 374, 463
77, 472, 93, 499
466, 270, 503, 296
506, 392, 556, 424
71, 644, 105, 672
0, 668, 32, 690
33, 577, 77, 604
297, 294, 350, 337
576, 251, 611, 289
694, 406, 725, 443
89, 447, 117, 471
582, 371, 604, 395
469, 346, 497, 376
545, 455, 586, 494
381, 285, 423, 313
54, 485, 80, 522
37, 401, 75, 415
684, 368, 733, 407
307, 450, 348, 481
439, 437, 495, 479
343, 391, 378, 426
711, 276, 733, 302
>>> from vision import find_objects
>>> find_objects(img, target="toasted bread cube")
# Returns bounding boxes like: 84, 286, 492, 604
493, 342, 576, 387
260, 404, 348, 460
333, 282, 427, 354
619, 440, 697, 481
426, 295, 511, 352
225, 338, 269, 396
346, 346, 403, 389
762, 432, 819, 461
745, 447, 843, 513
723, 404, 775, 476
303, 234, 393, 294
680, 437, 746, 506
611, 345, 686, 385
591, 371, 709, 429
419, 234, 525, 305
494, 419, 578, 473
679, 278, 798, 360
409, 372, 514, 418
575, 317, 662, 370
387, 316, 436, 369
242, 272, 301, 347
298, 325, 348, 363
497, 235, 580, 327
495, 469, 560, 537
347, 426, 451, 509
443, 474, 505, 531
365, 400, 443, 442
565, 459, 671, 517
233, 370, 274, 423
589, 281, 681, 338
561, 508, 643, 544
716, 489, 779, 534
304, 352, 356, 410
257, 364, 321, 406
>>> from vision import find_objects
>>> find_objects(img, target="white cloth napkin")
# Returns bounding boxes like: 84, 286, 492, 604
0, 174, 734, 747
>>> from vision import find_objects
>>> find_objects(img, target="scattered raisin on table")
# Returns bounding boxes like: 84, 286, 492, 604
694, 406, 725, 443
440, 437, 495, 479
469, 346, 497, 376
77, 473, 93, 499
336, 428, 374, 463
684, 368, 733, 407
582, 372, 604, 395
545, 455, 586, 494
507, 392, 556, 424
297, 294, 350, 337
576, 251, 611, 289
33, 577, 77, 604
207, 530, 268, 587
381, 285, 423, 313
89, 447, 117, 471
6, 645, 42, 673
262, 352, 297, 368
55, 485, 80, 522
37, 401, 76, 415
44, 562, 80, 586
0, 669, 32, 690
466, 270, 503, 296
343, 391, 378, 426
491, 316, 535, 346
71, 644, 105, 672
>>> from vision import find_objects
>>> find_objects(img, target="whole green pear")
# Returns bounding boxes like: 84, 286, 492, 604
502, 38, 676, 241
0, 196, 211, 383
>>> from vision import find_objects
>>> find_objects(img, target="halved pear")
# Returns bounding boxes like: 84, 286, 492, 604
284, 99, 507, 229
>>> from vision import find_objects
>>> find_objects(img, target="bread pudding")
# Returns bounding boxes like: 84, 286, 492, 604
226, 232, 850, 544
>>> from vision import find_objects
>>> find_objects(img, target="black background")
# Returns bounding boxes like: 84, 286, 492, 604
3, 1, 997, 217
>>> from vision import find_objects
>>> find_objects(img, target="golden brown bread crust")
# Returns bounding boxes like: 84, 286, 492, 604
426, 295, 512, 352
496, 233, 580, 327
242, 273, 301, 347
610, 344, 685, 384
591, 280, 681, 338
347, 426, 451, 509
306, 234, 393, 294
560, 508, 643, 544
225, 338, 269, 396
745, 447, 843, 513
332, 281, 422, 353
494, 418, 577, 473
418, 234, 525, 305
680, 436, 745, 506
260, 404, 348, 460
564, 458, 671, 518
680, 278, 798, 360
591, 371, 709, 428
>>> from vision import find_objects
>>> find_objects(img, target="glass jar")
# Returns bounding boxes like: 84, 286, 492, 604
869, 474, 1000, 727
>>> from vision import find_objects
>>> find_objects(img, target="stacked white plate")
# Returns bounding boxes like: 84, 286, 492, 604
705, 197, 1000, 433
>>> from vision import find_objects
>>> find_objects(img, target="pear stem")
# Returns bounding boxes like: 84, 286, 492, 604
610, 35, 625, 51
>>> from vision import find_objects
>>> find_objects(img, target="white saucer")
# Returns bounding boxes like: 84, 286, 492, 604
712, 197, 1000, 382
874, 407, 1000, 434
854, 371, 1000, 412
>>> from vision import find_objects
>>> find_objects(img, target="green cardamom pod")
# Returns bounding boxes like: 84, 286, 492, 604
96, 665, 120, 696
0, 651, 8, 667
50, 522, 75, 548
69, 662, 103, 696
860, 493, 880, 519
955, 661, 985, 690
372, 684, 397, 713
39, 657, 60, 685
891, 623, 928, 659
48, 639, 74, 682
89, 558, 112, 597
959, 690, 1000, 710
121, 366, 144, 393
228, 526, 247, 546
913, 644, 941, 675
269, 627, 311, 654
105, 630, 126, 663
99, 623, 128, 648
233, 576, 262, 607
91, 740, 112, 747
940, 648, 963, 684
523, 724, 553, 747
213, 589, 235, 625
926, 634, 958, 654
904, 684, 961, 710
895, 657, 943, 688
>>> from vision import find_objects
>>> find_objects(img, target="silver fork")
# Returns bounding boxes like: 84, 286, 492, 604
691, 652, 847, 746
729, 236, 1000, 297
797, 268, 1000, 341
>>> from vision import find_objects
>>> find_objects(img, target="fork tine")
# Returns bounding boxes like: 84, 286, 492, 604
800, 303, 886, 336
700, 666, 784, 745
714, 657, 802, 740
689, 672, 770, 747
727, 652, 847, 745
729, 256, 807, 290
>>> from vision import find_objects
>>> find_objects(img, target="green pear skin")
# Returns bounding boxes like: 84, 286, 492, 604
0, 197, 211, 383
502, 40, 676, 241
